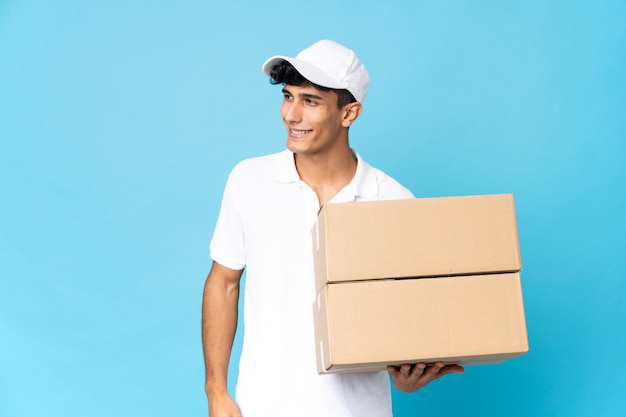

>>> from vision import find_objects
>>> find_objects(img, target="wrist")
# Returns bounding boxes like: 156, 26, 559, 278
205, 382, 229, 399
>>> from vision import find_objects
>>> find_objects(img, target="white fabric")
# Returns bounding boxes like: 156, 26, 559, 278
210, 149, 414, 417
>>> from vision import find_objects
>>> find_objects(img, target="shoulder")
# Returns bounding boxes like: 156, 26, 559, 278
371, 166, 415, 199
226, 150, 288, 183
355, 153, 415, 200
230, 151, 283, 174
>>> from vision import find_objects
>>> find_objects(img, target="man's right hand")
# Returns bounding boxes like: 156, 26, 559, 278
208, 393, 242, 417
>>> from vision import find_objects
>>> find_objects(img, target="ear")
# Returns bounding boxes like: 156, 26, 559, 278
341, 102, 363, 128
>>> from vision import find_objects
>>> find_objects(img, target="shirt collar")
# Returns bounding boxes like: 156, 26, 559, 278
273, 149, 300, 183
273, 149, 379, 200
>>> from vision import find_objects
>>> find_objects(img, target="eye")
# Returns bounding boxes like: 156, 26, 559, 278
283, 92, 293, 101
305, 98, 318, 106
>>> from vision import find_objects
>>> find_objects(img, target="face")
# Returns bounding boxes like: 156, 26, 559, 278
280, 84, 360, 157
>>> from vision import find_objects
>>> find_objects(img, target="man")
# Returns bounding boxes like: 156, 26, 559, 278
202, 39, 463, 417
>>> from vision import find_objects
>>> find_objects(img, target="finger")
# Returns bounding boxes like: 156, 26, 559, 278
420, 362, 445, 381
438, 364, 465, 377
388, 364, 413, 381
400, 364, 412, 377
401, 363, 424, 386
425, 362, 464, 382
387, 365, 400, 379
409, 362, 426, 378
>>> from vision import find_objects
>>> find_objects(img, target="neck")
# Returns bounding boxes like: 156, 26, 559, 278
294, 146, 357, 206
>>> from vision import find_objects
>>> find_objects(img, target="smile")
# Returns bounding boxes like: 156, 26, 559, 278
290, 128, 313, 135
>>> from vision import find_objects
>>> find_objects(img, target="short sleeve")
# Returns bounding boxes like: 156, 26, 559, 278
209, 173, 246, 270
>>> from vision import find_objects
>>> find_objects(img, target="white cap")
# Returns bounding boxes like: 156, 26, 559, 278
262, 40, 370, 103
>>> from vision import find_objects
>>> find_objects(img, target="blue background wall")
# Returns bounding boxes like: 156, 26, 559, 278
1, 1, 624, 416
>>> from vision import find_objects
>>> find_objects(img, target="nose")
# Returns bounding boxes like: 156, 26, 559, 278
282, 100, 301, 124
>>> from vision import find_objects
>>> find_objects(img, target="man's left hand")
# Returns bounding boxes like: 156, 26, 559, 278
387, 362, 464, 392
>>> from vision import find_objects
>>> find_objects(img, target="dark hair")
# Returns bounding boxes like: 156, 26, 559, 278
268, 60, 357, 108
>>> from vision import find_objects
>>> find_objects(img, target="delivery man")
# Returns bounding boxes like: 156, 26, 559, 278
201, 39, 463, 417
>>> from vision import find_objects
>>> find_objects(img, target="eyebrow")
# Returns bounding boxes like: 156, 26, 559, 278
282, 87, 324, 101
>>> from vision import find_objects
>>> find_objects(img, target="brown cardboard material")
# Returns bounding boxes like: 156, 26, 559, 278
312, 194, 522, 293
313, 273, 529, 374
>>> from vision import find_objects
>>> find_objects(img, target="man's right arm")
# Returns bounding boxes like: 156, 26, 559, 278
202, 261, 244, 417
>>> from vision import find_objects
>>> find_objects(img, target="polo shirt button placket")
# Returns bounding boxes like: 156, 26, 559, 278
299, 182, 320, 229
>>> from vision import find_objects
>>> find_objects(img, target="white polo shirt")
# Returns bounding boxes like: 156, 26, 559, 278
210, 149, 414, 417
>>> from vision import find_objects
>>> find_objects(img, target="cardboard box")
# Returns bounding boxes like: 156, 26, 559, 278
314, 273, 528, 374
312, 194, 522, 293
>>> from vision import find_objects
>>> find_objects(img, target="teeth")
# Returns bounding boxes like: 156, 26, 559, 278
292, 129, 311, 135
